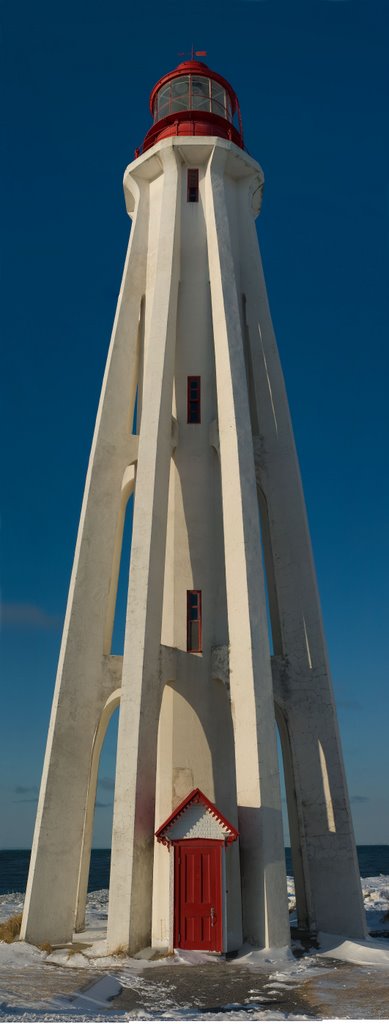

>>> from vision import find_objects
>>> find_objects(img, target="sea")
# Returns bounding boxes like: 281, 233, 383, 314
1, 845, 388, 896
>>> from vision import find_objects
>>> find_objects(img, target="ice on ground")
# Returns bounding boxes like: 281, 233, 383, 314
53, 975, 122, 1012
155, 1010, 312, 1020
46, 948, 91, 968
97, 1012, 311, 1021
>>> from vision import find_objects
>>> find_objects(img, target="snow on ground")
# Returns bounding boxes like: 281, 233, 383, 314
0, 940, 44, 968
0, 894, 24, 925
1, 875, 388, 945
360, 874, 389, 932
83, 876, 389, 940
318, 931, 389, 967
0, 878, 388, 1020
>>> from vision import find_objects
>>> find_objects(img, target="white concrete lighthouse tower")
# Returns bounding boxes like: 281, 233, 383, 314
21, 59, 366, 955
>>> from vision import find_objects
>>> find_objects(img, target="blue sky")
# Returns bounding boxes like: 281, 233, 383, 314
1, 0, 388, 849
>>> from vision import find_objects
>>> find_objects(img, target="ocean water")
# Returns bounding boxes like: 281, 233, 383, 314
0, 846, 388, 896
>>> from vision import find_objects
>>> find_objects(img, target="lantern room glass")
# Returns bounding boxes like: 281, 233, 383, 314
153, 75, 233, 123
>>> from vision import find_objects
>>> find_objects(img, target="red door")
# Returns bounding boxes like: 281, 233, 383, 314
174, 841, 222, 951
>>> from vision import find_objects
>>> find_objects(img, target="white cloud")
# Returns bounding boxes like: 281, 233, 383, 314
0, 602, 61, 629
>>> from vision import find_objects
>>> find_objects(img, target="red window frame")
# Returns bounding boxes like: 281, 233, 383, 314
187, 168, 199, 203
187, 376, 201, 424
187, 590, 202, 652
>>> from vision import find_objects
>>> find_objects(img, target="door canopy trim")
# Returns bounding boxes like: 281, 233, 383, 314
155, 788, 239, 847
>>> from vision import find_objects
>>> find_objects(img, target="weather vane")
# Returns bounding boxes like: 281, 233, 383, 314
178, 46, 207, 60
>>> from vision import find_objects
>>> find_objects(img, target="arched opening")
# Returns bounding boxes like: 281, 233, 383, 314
110, 491, 134, 655
258, 486, 283, 656
129, 295, 145, 436
104, 466, 135, 656
318, 739, 336, 834
275, 705, 310, 934
102, 295, 145, 657
90, 704, 118, 853
241, 294, 260, 437
75, 691, 120, 934
275, 726, 293, 928
152, 682, 215, 949
133, 296, 145, 434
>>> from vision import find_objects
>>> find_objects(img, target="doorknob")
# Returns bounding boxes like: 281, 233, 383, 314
210, 906, 215, 926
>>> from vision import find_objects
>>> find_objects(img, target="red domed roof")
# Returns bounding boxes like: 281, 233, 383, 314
138, 60, 244, 156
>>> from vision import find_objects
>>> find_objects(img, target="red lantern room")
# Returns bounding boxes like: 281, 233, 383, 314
139, 60, 244, 155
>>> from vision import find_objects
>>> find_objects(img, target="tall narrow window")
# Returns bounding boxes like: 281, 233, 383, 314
187, 590, 202, 652
187, 376, 201, 423
187, 168, 199, 203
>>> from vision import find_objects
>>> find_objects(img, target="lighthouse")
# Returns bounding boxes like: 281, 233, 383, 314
21, 59, 366, 954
